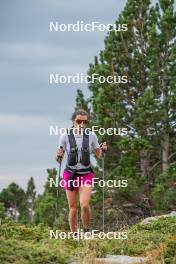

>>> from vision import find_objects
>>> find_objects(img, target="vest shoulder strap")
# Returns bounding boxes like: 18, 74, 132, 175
67, 129, 77, 151
81, 131, 90, 166
82, 131, 89, 149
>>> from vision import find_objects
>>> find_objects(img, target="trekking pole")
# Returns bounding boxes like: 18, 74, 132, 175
57, 159, 62, 197
56, 147, 63, 217
102, 148, 106, 233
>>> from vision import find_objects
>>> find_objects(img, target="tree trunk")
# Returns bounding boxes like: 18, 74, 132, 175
140, 149, 149, 176
162, 133, 169, 172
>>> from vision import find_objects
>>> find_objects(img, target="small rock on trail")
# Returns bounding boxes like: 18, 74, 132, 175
95, 255, 147, 264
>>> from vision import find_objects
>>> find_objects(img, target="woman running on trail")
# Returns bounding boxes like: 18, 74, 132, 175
56, 109, 107, 234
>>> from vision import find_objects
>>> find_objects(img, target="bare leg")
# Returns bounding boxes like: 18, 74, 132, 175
79, 185, 92, 229
65, 190, 78, 232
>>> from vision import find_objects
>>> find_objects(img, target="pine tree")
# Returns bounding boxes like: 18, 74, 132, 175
148, 0, 176, 172
0, 183, 28, 222
26, 177, 36, 222
74, 0, 176, 220
75, 89, 90, 113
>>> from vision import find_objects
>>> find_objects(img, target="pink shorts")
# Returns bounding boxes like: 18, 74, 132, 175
61, 170, 94, 191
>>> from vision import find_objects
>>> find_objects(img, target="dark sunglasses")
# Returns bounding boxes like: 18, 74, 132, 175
75, 119, 88, 125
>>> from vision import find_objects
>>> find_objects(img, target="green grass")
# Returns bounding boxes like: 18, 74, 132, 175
0, 217, 176, 264
0, 218, 76, 264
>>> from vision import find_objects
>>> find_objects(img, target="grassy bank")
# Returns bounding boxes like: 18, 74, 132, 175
0, 217, 176, 264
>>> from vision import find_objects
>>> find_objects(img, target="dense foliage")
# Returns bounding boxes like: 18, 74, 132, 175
75, 0, 176, 224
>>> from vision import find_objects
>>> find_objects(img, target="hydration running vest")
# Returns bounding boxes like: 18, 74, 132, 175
67, 129, 90, 167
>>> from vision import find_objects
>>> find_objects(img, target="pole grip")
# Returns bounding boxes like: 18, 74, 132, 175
100, 144, 106, 157
56, 146, 63, 163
